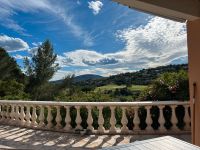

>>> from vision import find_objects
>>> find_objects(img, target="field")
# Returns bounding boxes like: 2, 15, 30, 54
95, 84, 147, 92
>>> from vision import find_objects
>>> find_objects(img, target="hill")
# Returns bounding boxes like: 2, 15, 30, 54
76, 64, 188, 87
74, 74, 103, 82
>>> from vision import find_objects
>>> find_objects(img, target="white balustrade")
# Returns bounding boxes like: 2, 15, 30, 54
38, 105, 45, 128
86, 106, 94, 132
0, 100, 191, 135
109, 106, 117, 133
171, 105, 179, 131
47, 106, 53, 129
75, 106, 82, 130
64, 106, 71, 131
98, 106, 105, 133
121, 107, 128, 133
133, 106, 140, 131
146, 106, 152, 132
55, 106, 62, 130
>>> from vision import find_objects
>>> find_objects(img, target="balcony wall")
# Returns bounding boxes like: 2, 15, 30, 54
0, 100, 190, 135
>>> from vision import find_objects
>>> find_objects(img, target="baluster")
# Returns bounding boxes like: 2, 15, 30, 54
158, 105, 166, 132
9, 104, 14, 124
20, 105, 26, 126
31, 105, 38, 127
171, 105, 179, 131
38, 105, 45, 128
184, 105, 191, 130
75, 106, 82, 130
87, 106, 94, 132
121, 107, 128, 133
47, 106, 53, 129
133, 106, 140, 131
0, 105, 2, 121
109, 106, 117, 133
64, 106, 71, 131
55, 106, 62, 130
25, 105, 31, 127
145, 106, 152, 132
16, 105, 20, 125
98, 106, 105, 133
6, 104, 10, 121
0, 105, 5, 122
2, 105, 6, 121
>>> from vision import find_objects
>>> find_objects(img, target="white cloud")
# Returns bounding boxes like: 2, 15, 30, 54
54, 17, 187, 80
0, 35, 29, 52
88, 1, 103, 15
57, 49, 120, 67
0, 0, 93, 46
13, 54, 30, 60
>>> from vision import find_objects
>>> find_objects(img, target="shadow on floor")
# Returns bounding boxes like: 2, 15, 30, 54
0, 125, 191, 150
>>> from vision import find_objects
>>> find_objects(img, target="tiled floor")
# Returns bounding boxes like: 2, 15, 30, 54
0, 125, 191, 150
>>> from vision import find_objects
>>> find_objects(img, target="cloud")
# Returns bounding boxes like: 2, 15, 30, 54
13, 54, 30, 60
83, 58, 119, 66
57, 49, 120, 67
88, 1, 103, 15
54, 17, 187, 80
0, 0, 93, 46
0, 0, 51, 35
0, 35, 29, 52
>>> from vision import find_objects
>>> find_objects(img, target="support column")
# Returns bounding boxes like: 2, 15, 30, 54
187, 19, 200, 146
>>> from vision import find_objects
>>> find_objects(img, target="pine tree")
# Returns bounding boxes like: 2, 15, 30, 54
24, 40, 59, 96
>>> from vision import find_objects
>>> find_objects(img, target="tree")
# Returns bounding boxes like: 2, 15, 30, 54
139, 70, 189, 101
24, 40, 59, 98
0, 47, 25, 83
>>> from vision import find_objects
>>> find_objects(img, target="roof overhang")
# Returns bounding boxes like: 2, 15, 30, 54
113, 0, 200, 22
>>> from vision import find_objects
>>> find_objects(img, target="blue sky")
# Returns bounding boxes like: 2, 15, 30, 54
0, 0, 188, 80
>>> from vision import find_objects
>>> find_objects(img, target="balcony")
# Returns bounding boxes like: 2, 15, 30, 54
0, 100, 191, 149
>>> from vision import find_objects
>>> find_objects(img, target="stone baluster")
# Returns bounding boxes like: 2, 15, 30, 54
121, 107, 128, 133
184, 105, 191, 130
64, 106, 71, 131
0, 105, 2, 121
171, 105, 179, 131
98, 106, 105, 133
31, 105, 38, 127
47, 106, 53, 129
0, 105, 5, 122
109, 106, 117, 133
9, 104, 15, 124
158, 105, 166, 132
55, 106, 62, 130
75, 106, 82, 130
87, 106, 94, 132
25, 105, 31, 127
133, 106, 140, 131
2, 105, 7, 121
20, 105, 26, 126
145, 106, 152, 132
5, 104, 10, 121
16, 105, 20, 125
38, 105, 45, 128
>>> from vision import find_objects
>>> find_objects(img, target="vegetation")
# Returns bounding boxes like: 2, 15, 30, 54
0, 47, 25, 83
24, 40, 59, 100
0, 42, 189, 102
0, 40, 189, 130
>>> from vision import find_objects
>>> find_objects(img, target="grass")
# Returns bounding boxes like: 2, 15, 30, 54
95, 84, 147, 92
129, 85, 148, 91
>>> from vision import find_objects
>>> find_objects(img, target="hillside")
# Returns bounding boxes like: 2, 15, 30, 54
74, 74, 103, 82
76, 64, 188, 87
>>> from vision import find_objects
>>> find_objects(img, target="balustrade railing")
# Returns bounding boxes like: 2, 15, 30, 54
0, 100, 190, 134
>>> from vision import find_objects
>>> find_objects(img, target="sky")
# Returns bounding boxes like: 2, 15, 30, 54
0, 0, 188, 81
